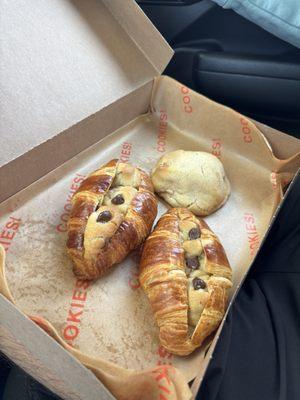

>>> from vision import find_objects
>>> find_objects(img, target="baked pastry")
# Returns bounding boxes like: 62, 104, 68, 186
139, 208, 232, 356
67, 159, 157, 280
151, 150, 230, 216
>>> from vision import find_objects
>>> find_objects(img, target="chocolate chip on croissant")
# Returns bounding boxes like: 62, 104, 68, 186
67, 159, 158, 280
139, 208, 232, 356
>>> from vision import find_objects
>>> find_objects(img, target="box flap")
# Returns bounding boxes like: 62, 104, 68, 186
103, 0, 173, 74
0, 0, 173, 169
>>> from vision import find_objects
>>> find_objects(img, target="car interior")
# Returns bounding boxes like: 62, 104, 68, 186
1, 1, 300, 399
139, 0, 300, 137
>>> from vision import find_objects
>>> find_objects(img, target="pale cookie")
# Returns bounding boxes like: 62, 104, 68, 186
151, 150, 230, 216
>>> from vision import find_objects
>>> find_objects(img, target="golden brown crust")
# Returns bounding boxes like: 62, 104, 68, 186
139, 208, 232, 356
67, 159, 157, 280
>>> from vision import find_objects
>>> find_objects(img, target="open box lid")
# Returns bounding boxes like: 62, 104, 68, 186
0, 0, 173, 202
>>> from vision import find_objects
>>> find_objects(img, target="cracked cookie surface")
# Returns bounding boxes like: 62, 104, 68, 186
139, 207, 232, 356
67, 160, 157, 280
151, 150, 230, 216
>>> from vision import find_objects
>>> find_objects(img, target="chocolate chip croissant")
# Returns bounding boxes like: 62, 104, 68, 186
67, 159, 158, 280
139, 208, 232, 356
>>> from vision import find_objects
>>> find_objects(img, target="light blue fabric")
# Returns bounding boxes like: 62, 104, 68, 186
213, 0, 300, 48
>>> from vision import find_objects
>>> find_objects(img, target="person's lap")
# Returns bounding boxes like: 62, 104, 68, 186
212, 0, 300, 48
198, 175, 300, 400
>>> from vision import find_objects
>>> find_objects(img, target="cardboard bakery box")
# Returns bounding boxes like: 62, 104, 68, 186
1, 1, 300, 400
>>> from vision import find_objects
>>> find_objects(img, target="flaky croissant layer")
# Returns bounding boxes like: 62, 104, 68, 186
139, 208, 232, 356
67, 159, 158, 280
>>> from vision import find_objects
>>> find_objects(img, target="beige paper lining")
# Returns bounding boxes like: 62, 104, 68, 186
0, 76, 299, 400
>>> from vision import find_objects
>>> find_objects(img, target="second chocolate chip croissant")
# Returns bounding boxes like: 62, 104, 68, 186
139, 208, 232, 356
67, 159, 158, 280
